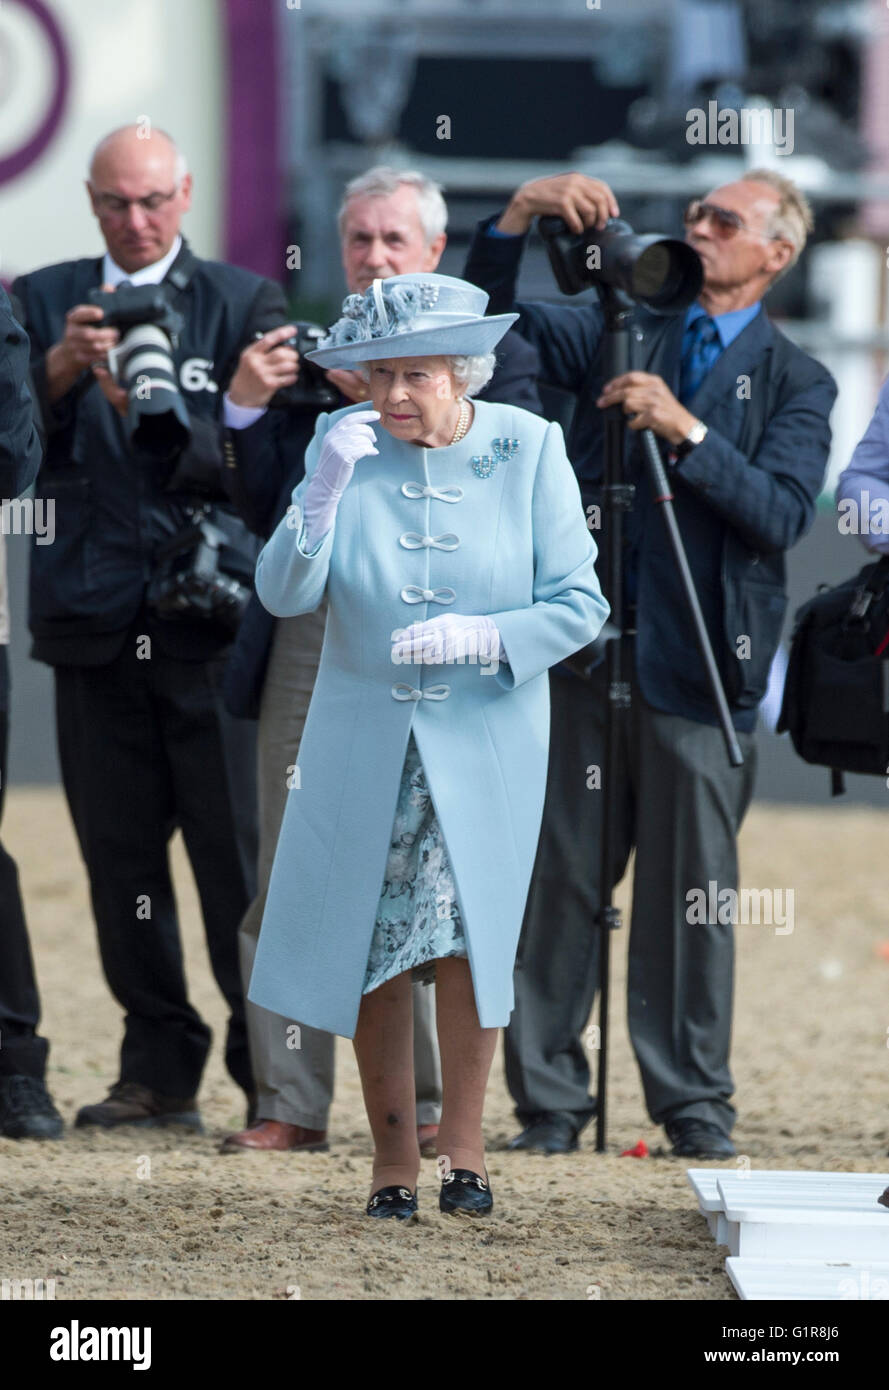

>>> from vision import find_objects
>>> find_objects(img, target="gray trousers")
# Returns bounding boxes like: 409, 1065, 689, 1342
505, 639, 757, 1136
238, 598, 442, 1129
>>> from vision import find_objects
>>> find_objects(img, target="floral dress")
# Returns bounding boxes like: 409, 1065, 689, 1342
362, 730, 467, 993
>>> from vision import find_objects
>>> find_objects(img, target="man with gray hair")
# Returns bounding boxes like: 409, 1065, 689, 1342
463, 166, 834, 1158
327, 167, 541, 413
220, 165, 542, 1155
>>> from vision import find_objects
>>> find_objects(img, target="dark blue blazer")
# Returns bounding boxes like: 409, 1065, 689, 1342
12, 242, 282, 666
463, 218, 837, 731
222, 328, 543, 718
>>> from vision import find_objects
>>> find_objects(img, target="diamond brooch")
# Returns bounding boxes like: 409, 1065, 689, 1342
470, 437, 519, 478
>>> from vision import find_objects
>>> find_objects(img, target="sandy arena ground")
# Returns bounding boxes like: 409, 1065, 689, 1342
1, 787, 887, 1301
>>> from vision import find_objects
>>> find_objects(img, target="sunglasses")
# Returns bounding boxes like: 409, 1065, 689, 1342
683, 199, 782, 241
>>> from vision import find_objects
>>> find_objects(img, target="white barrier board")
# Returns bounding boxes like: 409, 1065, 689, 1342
727, 1256, 889, 1301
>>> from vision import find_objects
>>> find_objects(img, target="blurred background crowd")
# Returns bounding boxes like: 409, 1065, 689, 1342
3, 0, 889, 796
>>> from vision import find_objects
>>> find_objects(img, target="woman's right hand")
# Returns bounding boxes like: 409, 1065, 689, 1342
301, 409, 380, 547
315, 410, 380, 488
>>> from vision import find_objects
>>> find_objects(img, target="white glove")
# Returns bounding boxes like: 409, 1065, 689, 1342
301, 409, 380, 549
391, 614, 507, 666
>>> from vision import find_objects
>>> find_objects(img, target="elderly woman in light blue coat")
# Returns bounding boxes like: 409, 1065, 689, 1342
249, 273, 609, 1221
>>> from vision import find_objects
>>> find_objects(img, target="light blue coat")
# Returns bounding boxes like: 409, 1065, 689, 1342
247, 399, 609, 1037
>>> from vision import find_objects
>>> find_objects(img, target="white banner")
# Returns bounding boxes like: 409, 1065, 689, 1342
0, 0, 224, 282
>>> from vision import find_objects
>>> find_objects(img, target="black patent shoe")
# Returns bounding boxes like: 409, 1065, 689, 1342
439, 1168, 493, 1217
366, 1185, 419, 1222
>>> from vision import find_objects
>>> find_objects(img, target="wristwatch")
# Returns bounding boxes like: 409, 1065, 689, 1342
673, 419, 708, 461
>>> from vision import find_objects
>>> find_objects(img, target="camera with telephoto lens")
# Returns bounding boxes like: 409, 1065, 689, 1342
538, 216, 702, 314
146, 506, 251, 637
255, 320, 340, 410
88, 282, 191, 457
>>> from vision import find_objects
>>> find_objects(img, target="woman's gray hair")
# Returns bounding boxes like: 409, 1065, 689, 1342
338, 167, 447, 245
448, 353, 496, 397
358, 352, 496, 397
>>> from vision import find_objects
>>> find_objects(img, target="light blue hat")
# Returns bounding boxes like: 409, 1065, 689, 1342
304, 272, 518, 368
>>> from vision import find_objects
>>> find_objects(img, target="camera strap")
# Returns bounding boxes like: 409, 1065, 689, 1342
164, 240, 256, 392
70, 242, 201, 408
163, 240, 200, 299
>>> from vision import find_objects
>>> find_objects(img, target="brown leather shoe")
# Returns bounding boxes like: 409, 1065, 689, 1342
75, 1080, 202, 1131
417, 1123, 440, 1158
220, 1120, 329, 1153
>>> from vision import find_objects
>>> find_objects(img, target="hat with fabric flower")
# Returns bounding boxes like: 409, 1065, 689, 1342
304, 272, 518, 368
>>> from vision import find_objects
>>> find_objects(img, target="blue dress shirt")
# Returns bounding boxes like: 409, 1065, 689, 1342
682, 299, 762, 354
837, 375, 889, 555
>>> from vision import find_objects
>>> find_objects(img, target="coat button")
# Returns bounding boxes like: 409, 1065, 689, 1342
401, 481, 464, 503
400, 585, 457, 605
398, 532, 460, 550
391, 683, 451, 701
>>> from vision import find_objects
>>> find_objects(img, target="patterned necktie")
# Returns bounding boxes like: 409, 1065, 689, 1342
679, 314, 720, 405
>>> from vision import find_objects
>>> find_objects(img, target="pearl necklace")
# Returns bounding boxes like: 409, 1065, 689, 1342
448, 398, 471, 446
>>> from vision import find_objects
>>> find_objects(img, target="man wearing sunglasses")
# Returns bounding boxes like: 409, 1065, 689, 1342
463, 168, 835, 1159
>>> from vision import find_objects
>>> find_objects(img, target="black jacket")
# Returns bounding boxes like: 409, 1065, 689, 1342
222, 327, 544, 718
463, 217, 837, 731
0, 285, 42, 499
11, 239, 290, 666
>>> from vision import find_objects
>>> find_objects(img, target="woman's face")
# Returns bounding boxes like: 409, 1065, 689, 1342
366, 356, 460, 445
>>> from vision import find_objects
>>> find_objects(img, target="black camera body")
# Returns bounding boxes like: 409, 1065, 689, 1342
146, 508, 251, 638
88, 281, 184, 339
538, 215, 702, 315
90, 286, 252, 638
255, 320, 340, 411
88, 282, 191, 457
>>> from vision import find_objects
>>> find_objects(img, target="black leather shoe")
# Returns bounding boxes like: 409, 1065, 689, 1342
508, 1113, 578, 1155
665, 1117, 736, 1159
439, 1169, 493, 1216
0, 1075, 64, 1140
366, 1186, 418, 1222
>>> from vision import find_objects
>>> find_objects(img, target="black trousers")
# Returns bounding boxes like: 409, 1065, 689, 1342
0, 645, 49, 1080
54, 616, 258, 1098
505, 644, 757, 1135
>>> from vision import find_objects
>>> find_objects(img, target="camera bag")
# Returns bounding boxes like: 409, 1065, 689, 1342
777, 554, 889, 793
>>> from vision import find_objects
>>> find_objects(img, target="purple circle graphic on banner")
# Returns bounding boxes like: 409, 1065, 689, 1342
0, 0, 70, 186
